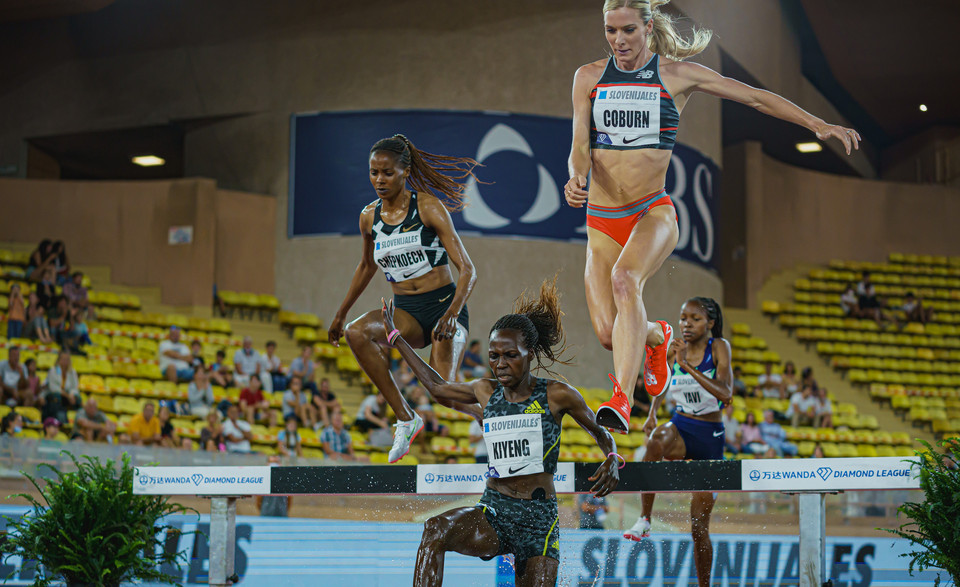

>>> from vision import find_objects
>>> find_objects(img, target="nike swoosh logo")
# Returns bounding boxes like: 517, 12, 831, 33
438, 294, 452, 303
401, 223, 421, 232
622, 136, 643, 144
508, 464, 529, 475
712, 430, 725, 437
402, 270, 420, 279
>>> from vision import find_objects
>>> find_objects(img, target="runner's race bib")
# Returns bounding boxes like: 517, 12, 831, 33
483, 413, 544, 478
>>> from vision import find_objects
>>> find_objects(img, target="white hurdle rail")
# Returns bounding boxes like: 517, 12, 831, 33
133, 457, 921, 587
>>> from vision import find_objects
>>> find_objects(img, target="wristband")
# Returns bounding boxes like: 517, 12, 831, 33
607, 452, 626, 469
386, 329, 400, 345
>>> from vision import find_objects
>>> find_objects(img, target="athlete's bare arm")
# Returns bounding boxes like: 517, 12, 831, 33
328, 205, 380, 345
664, 60, 861, 155
672, 337, 734, 405
548, 381, 620, 497
565, 61, 605, 207
418, 194, 477, 341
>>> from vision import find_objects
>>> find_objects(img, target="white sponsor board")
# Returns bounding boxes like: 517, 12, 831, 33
741, 457, 920, 492
416, 462, 575, 494
134, 466, 271, 495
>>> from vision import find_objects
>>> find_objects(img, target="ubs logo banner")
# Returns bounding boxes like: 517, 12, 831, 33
290, 110, 719, 270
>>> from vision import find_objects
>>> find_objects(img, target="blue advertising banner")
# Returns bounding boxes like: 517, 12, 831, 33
290, 110, 719, 270
0, 507, 939, 586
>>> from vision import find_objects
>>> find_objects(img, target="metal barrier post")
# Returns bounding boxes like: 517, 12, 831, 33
206, 496, 241, 587
797, 492, 828, 587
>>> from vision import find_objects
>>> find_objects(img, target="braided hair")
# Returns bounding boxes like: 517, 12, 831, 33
490, 276, 571, 373
370, 134, 481, 212
687, 296, 724, 339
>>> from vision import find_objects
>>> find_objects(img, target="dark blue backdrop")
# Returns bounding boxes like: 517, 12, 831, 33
289, 110, 719, 270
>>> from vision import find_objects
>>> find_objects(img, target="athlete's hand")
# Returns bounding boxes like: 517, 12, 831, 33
816, 124, 861, 155
564, 175, 588, 208
642, 415, 658, 438
433, 311, 460, 342
588, 454, 620, 497
670, 338, 688, 370
328, 315, 346, 347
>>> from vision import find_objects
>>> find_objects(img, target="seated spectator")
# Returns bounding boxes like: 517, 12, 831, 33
42, 417, 61, 441
782, 361, 800, 396
210, 349, 235, 388
6, 283, 25, 340
721, 403, 741, 454
128, 402, 162, 446
277, 415, 303, 458
157, 404, 187, 449
282, 376, 317, 429
74, 398, 117, 442
222, 404, 253, 453
189, 340, 206, 370
22, 358, 40, 408
25, 239, 55, 283
469, 419, 487, 463
856, 272, 887, 326
71, 308, 91, 348
263, 341, 287, 392
840, 283, 859, 317
731, 366, 748, 398
311, 377, 340, 429
460, 340, 486, 379
233, 337, 264, 389
408, 386, 446, 439
1, 345, 29, 408
1, 412, 23, 437
49, 297, 82, 353
240, 374, 276, 427
578, 493, 609, 530
786, 384, 818, 427
61, 272, 89, 310
187, 368, 216, 418
801, 367, 819, 394
394, 360, 418, 395
40, 350, 81, 423
758, 409, 798, 457
354, 393, 389, 432
900, 292, 934, 326
158, 326, 194, 383
200, 410, 225, 452
36, 267, 57, 311
24, 292, 53, 344
755, 363, 784, 399
50, 240, 71, 285
814, 387, 833, 428
289, 346, 318, 394
321, 410, 356, 461
811, 444, 825, 458
740, 411, 767, 455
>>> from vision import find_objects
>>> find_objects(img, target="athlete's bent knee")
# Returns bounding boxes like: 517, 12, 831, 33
421, 515, 451, 549
344, 318, 371, 348
610, 265, 642, 303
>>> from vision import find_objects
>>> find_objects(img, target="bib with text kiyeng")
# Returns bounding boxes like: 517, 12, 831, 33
483, 412, 545, 479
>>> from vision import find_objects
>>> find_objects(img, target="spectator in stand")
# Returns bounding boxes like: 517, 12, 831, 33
40, 350, 80, 423
263, 341, 287, 392
159, 326, 194, 382
42, 417, 62, 441
71, 308, 90, 348
128, 402, 162, 446
578, 494, 609, 530
189, 340, 205, 371
786, 384, 818, 427
200, 410, 225, 452
354, 392, 389, 433
460, 340, 486, 379
25, 239, 54, 283
1, 412, 22, 437
856, 272, 886, 326
187, 368, 216, 418
50, 297, 82, 353
758, 409, 798, 457
731, 366, 748, 398
311, 377, 340, 429
7, 283, 25, 340
900, 292, 934, 326
50, 241, 71, 285
468, 418, 487, 464
277, 415, 303, 458
22, 358, 39, 408
394, 360, 418, 395
282, 376, 316, 429
0, 345, 28, 408
840, 283, 859, 318
74, 398, 117, 442
814, 387, 833, 428
62, 272, 89, 311
721, 403, 741, 454
240, 374, 276, 427
407, 386, 447, 440
24, 292, 53, 344
781, 361, 800, 397
210, 349, 235, 388
233, 337, 264, 389
222, 404, 253, 453
740, 412, 767, 455
321, 410, 356, 461
289, 346, 318, 394
755, 362, 784, 399
811, 444, 826, 458
36, 267, 57, 311
157, 404, 184, 449
801, 367, 819, 394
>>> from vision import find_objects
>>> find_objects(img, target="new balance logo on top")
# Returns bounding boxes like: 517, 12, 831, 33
636, 70, 654, 79
524, 401, 545, 415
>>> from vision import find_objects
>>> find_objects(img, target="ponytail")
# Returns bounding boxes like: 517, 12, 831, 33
602, 0, 712, 61
689, 296, 724, 339
490, 275, 571, 373
370, 134, 481, 212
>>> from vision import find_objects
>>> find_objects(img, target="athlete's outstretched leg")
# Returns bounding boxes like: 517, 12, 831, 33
415, 507, 500, 587
624, 421, 686, 541
690, 491, 718, 587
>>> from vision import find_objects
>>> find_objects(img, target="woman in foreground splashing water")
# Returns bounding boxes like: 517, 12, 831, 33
623, 297, 732, 587
382, 279, 621, 586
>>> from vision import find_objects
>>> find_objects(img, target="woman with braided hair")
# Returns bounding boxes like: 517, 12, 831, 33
328, 134, 481, 462
569, 0, 860, 433
382, 279, 621, 587
623, 297, 733, 587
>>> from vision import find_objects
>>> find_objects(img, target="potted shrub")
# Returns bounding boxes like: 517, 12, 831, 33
884, 438, 960, 586
3, 451, 193, 587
